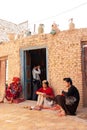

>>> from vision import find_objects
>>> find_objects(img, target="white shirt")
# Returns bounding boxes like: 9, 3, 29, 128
32, 68, 41, 80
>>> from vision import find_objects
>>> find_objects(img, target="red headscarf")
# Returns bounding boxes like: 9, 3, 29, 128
12, 77, 20, 83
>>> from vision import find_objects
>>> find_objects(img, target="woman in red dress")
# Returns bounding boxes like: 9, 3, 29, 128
33, 80, 55, 110
0, 77, 22, 103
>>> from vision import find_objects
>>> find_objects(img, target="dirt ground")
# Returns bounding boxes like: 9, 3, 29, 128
0, 100, 87, 130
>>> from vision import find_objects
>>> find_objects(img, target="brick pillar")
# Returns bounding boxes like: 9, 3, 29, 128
0, 60, 6, 97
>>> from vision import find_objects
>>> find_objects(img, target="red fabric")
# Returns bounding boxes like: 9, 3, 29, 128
12, 77, 20, 83
5, 82, 22, 101
13, 98, 25, 103
36, 87, 54, 98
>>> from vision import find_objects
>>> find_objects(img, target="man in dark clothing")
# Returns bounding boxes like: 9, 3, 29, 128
55, 78, 80, 116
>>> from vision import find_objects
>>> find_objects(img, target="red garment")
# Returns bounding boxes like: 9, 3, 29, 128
12, 77, 20, 83
5, 82, 22, 101
36, 87, 54, 98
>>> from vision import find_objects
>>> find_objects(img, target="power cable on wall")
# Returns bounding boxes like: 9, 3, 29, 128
30, 2, 87, 24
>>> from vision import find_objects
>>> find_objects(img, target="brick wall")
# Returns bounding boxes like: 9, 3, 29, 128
0, 28, 87, 106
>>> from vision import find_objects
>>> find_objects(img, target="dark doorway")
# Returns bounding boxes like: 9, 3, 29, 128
21, 48, 47, 100
30, 48, 47, 81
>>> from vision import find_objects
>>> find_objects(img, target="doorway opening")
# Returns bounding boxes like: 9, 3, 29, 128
20, 47, 47, 100
30, 48, 47, 81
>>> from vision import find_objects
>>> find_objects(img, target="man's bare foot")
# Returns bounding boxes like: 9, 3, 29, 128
57, 109, 66, 116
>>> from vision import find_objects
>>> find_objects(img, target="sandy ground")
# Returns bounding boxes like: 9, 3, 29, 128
0, 100, 87, 130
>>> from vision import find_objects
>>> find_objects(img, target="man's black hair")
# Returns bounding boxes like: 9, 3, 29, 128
63, 77, 72, 85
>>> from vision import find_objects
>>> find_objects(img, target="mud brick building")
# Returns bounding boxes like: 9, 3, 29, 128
0, 27, 87, 107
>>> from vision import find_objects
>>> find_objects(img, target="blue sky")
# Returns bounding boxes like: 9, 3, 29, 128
0, 0, 87, 33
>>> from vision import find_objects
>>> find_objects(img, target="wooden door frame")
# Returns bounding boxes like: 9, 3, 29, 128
20, 46, 48, 99
20, 50, 26, 98
0, 57, 8, 87
81, 42, 87, 107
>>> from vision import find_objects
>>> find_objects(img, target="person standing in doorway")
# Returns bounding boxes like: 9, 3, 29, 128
32, 65, 41, 100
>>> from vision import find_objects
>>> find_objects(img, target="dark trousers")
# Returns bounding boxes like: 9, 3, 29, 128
32, 80, 41, 100
54, 95, 79, 115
